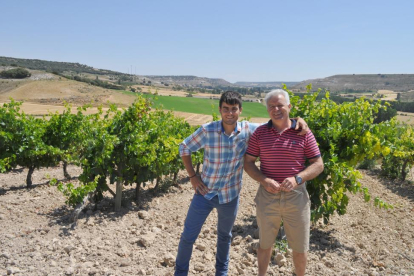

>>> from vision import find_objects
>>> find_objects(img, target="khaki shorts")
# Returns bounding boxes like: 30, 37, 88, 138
254, 183, 310, 253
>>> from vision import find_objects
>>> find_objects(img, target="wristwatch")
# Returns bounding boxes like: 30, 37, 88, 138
295, 175, 303, 185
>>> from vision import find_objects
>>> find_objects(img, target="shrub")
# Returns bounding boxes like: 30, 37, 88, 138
0, 68, 31, 79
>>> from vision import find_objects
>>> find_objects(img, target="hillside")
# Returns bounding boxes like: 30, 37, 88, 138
0, 68, 138, 107
0, 56, 123, 76
401, 90, 414, 101
234, 81, 299, 88
0, 56, 233, 89
5, 56, 414, 95
142, 75, 233, 87
3, 56, 414, 102
293, 74, 414, 93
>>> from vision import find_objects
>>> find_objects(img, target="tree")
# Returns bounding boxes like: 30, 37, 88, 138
61, 96, 193, 211
44, 103, 91, 179
0, 68, 31, 79
380, 122, 414, 181
373, 104, 397, 123
0, 100, 61, 187
286, 85, 392, 222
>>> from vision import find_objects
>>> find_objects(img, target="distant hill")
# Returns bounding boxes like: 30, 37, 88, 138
0, 56, 124, 76
142, 75, 233, 88
4, 56, 413, 94
292, 74, 414, 93
234, 81, 298, 88
0, 56, 234, 88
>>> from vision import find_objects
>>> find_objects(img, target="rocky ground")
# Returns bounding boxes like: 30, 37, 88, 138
0, 165, 413, 276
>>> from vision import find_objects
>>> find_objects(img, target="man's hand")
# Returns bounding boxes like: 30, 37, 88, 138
190, 176, 209, 195
295, 117, 309, 136
181, 155, 209, 195
262, 178, 281, 194
280, 176, 298, 192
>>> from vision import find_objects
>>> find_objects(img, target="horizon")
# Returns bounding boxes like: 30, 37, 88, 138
1, 0, 413, 83
2, 55, 414, 84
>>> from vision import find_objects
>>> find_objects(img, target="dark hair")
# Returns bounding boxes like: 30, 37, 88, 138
219, 91, 242, 108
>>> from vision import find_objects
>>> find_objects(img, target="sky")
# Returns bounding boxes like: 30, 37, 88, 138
1, 0, 413, 83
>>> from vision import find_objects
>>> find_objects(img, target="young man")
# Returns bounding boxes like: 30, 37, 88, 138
175, 91, 309, 276
244, 89, 324, 276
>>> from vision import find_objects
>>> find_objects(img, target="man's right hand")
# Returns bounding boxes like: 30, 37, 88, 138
261, 178, 281, 194
190, 176, 209, 195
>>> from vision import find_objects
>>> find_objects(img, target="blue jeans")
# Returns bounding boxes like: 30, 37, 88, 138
175, 194, 239, 276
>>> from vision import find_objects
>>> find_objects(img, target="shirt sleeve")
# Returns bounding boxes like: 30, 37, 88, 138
246, 127, 261, 157
304, 131, 321, 160
179, 125, 207, 156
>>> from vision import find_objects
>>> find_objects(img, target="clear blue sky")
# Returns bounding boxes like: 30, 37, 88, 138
1, 0, 413, 83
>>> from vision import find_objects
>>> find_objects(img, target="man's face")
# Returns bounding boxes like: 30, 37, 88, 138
266, 94, 291, 121
219, 102, 242, 126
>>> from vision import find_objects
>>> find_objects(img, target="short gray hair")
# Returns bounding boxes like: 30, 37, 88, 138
264, 89, 290, 105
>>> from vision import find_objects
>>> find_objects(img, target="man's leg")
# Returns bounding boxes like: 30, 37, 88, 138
292, 251, 307, 276
215, 195, 239, 276
255, 186, 282, 276
175, 194, 213, 276
282, 184, 310, 276
257, 247, 273, 276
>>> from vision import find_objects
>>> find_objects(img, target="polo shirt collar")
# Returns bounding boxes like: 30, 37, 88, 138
266, 119, 297, 129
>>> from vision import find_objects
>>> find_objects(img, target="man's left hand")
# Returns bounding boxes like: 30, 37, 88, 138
295, 117, 309, 136
280, 177, 298, 192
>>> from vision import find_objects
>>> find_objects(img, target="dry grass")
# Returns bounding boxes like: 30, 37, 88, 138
0, 78, 139, 107
0, 79, 104, 100
397, 112, 414, 125
377, 90, 398, 101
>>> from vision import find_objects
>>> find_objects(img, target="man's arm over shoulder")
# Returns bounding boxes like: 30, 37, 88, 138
247, 122, 262, 130
293, 117, 309, 135
244, 122, 262, 138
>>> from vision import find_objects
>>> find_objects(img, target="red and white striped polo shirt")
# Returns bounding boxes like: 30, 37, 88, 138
246, 120, 321, 183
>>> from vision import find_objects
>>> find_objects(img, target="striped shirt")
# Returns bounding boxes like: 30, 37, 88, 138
179, 120, 260, 204
246, 120, 321, 183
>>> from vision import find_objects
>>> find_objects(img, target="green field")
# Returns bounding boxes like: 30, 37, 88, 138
122, 92, 269, 117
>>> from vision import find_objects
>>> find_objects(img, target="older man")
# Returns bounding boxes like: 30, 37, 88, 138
244, 89, 324, 276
